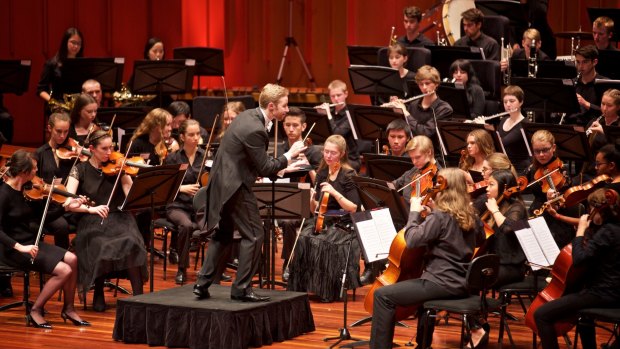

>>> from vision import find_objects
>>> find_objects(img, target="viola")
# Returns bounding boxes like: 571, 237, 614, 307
314, 163, 340, 233
420, 175, 446, 218
24, 176, 93, 205
532, 174, 611, 217
101, 152, 150, 176
534, 157, 567, 193
409, 161, 437, 199
55, 138, 91, 161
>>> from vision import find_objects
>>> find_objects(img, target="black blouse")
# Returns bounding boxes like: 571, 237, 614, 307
130, 134, 161, 166
487, 200, 528, 266
164, 147, 207, 210
314, 167, 361, 211
574, 223, 620, 300
69, 161, 127, 213
35, 143, 74, 183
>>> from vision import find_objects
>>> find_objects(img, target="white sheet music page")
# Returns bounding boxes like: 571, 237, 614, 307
528, 216, 561, 265
356, 220, 384, 263
514, 227, 549, 270
370, 208, 398, 254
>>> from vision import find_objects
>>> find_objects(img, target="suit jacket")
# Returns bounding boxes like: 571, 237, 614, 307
205, 108, 288, 231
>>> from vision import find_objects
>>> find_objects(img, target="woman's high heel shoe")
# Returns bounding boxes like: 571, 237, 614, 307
61, 311, 91, 326
26, 313, 52, 329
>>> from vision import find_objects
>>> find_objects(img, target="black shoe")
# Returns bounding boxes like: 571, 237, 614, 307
359, 267, 375, 286
231, 290, 270, 302
61, 311, 91, 326
27, 312, 52, 329
168, 249, 179, 264
175, 269, 186, 285
92, 292, 107, 312
193, 284, 210, 299
0, 275, 12, 297
220, 273, 232, 282
282, 267, 290, 282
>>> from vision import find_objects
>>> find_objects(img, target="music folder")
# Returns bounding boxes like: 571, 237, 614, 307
514, 216, 561, 271
350, 208, 398, 263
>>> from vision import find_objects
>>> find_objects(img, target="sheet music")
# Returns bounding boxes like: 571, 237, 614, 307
515, 228, 549, 270
356, 220, 385, 263
370, 208, 398, 253
528, 216, 561, 265
117, 127, 125, 150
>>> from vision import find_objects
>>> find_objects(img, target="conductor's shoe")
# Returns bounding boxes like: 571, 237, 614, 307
231, 290, 270, 302
193, 284, 210, 299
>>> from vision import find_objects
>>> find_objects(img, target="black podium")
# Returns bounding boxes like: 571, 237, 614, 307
512, 77, 580, 123
121, 163, 188, 292
173, 47, 224, 95
61, 57, 124, 94
131, 59, 195, 107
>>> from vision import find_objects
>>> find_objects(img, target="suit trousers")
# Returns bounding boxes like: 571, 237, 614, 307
370, 278, 460, 349
197, 184, 264, 296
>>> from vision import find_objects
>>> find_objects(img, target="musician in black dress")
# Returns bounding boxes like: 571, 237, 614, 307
287, 135, 362, 302
65, 130, 148, 312
583, 88, 620, 175
0, 150, 88, 328
370, 168, 483, 349
68, 94, 98, 144
495, 85, 531, 173
449, 59, 486, 118
37, 27, 84, 103
534, 188, 620, 349
163, 120, 204, 285
35, 112, 76, 249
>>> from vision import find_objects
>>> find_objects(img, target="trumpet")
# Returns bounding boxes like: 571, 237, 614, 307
585, 115, 604, 136
389, 26, 397, 46
501, 37, 513, 85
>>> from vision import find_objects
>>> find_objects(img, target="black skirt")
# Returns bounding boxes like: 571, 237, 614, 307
74, 211, 148, 292
287, 218, 362, 301
0, 241, 65, 274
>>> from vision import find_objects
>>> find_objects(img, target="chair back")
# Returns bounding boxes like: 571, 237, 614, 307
469, 60, 501, 101
193, 186, 208, 212
467, 254, 500, 292
192, 95, 256, 132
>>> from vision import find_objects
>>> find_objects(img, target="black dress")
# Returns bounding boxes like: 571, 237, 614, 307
0, 184, 65, 274
69, 162, 147, 293
497, 117, 531, 174
287, 167, 363, 301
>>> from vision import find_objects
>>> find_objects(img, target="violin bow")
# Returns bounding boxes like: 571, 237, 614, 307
195, 114, 219, 185
397, 169, 433, 193
64, 124, 97, 187
32, 177, 58, 263
101, 139, 134, 224
302, 122, 316, 144
526, 167, 561, 188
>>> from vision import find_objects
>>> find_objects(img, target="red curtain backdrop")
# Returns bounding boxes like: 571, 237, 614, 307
1, 0, 618, 145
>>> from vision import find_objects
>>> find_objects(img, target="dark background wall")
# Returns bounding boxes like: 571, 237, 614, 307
1, 0, 618, 145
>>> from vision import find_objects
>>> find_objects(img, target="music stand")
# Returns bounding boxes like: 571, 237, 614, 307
512, 77, 580, 123
521, 123, 591, 164
347, 45, 382, 66
363, 153, 413, 182
352, 176, 409, 230
428, 46, 483, 79
253, 182, 311, 289
61, 57, 124, 94
296, 107, 333, 144
0, 60, 31, 95
594, 79, 620, 101
173, 47, 224, 95
437, 121, 501, 156
509, 59, 577, 79
192, 95, 256, 132
596, 50, 620, 80
130, 59, 195, 107
409, 81, 471, 118
346, 104, 406, 150
348, 65, 403, 103
97, 106, 152, 130
120, 163, 188, 292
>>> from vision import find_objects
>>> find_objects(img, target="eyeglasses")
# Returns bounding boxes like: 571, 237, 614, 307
595, 161, 609, 167
532, 147, 552, 155
69, 40, 82, 46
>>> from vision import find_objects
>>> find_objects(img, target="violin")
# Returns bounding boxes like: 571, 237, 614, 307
101, 152, 150, 176
314, 163, 340, 233
532, 174, 612, 217
407, 161, 437, 199
24, 176, 93, 205
534, 157, 567, 193
55, 138, 91, 161
196, 114, 220, 187
420, 175, 446, 218
468, 179, 488, 197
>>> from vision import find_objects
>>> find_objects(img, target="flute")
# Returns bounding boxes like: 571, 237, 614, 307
401, 91, 435, 104
313, 101, 345, 109
585, 115, 604, 136
465, 109, 517, 123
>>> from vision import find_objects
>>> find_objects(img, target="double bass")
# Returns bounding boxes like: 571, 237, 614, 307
363, 175, 445, 319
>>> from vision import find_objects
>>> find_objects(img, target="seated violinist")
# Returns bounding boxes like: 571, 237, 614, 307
582, 89, 620, 178
34, 112, 78, 249
68, 93, 98, 144
392, 135, 440, 205
369, 168, 484, 349
534, 188, 620, 349
524, 130, 578, 247
286, 135, 362, 302
384, 119, 411, 157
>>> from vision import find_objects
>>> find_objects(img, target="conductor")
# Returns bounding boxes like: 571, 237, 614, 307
193, 84, 306, 302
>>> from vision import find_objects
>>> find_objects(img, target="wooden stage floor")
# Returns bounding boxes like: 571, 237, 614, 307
0, 235, 613, 349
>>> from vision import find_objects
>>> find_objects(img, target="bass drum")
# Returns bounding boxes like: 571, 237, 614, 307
419, 0, 475, 45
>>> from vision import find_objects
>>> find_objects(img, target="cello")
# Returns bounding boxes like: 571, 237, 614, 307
524, 189, 619, 335
363, 175, 445, 319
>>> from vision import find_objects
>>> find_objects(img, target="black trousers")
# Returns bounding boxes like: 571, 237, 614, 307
370, 278, 462, 349
534, 291, 620, 349
197, 185, 263, 296
166, 208, 198, 270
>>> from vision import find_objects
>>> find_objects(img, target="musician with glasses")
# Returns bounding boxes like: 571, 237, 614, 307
397, 6, 433, 47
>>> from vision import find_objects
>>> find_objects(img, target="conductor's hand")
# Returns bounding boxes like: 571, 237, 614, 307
287, 141, 307, 160
180, 183, 200, 196
16, 244, 38, 259
89, 205, 109, 219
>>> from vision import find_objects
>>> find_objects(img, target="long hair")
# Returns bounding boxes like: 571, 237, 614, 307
434, 168, 477, 232
449, 59, 481, 87
317, 135, 354, 173
530, 129, 556, 168
486, 152, 518, 178
131, 108, 171, 162
490, 169, 523, 212
70, 93, 97, 125
7, 149, 35, 178
460, 129, 495, 171
143, 37, 163, 60
52, 27, 84, 67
